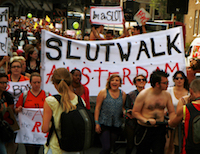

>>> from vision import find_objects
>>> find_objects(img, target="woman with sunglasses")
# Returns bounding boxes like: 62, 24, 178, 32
123, 74, 147, 154
165, 71, 189, 154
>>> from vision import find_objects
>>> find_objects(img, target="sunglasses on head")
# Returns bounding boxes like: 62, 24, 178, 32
175, 77, 183, 80
136, 78, 146, 82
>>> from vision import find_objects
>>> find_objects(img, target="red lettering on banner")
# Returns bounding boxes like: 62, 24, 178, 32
45, 132, 49, 138
156, 67, 160, 70
94, 67, 108, 87
32, 122, 41, 132
32, 110, 43, 120
136, 66, 148, 78
46, 65, 56, 84
82, 67, 91, 86
123, 68, 132, 85
165, 63, 179, 73
108, 72, 119, 77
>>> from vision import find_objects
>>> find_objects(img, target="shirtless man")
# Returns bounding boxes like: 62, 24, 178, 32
132, 69, 175, 154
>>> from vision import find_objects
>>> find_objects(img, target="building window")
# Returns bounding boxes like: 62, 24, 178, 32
194, 10, 199, 36
146, 4, 150, 13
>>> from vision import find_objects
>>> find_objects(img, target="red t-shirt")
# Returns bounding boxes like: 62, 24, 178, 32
81, 85, 90, 110
16, 90, 51, 108
8, 74, 29, 81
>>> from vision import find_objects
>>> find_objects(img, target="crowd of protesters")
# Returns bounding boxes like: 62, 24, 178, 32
1, 15, 200, 154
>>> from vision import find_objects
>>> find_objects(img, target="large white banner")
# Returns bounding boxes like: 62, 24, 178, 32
41, 27, 186, 95
90, 6, 124, 25
15, 108, 47, 144
0, 7, 8, 56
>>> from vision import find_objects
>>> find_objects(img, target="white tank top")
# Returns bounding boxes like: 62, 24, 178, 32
167, 87, 179, 112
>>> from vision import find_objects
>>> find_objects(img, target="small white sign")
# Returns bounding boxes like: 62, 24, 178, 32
15, 108, 47, 144
134, 8, 151, 26
0, 7, 9, 56
90, 6, 124, 25
55, 23, 62, 29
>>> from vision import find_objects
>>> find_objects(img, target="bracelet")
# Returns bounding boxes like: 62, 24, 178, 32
95, 120, 100, 125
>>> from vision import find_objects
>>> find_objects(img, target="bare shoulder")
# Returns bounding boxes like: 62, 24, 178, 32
162, 90, 171, 97
139, 87, 151, 96
121, 90, 126, 95
97, 88, 107, 98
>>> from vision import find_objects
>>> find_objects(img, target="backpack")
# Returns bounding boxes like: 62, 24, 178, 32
185, 103, 200, 151
46, 95, 95, 152
22, 90, 49, 107
0, 119, 14, 142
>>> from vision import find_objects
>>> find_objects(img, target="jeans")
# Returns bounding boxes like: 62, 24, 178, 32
0, 140, 7, 154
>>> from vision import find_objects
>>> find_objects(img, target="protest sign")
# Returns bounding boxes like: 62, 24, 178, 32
0, 7, 8, 56
15, 108, 47, 144
41, 27, 186, 96
4, 107, 19, 131
7, 81, 31, 106
90, 6, 124, 25
134, 8, 151, 26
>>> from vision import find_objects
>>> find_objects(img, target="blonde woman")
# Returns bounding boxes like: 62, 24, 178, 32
42, 68, 85, 154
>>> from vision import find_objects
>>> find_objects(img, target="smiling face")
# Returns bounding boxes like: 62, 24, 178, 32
135, 75, 147, 89
110, 76, 121, 90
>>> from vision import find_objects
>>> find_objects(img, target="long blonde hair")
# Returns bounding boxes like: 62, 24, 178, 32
51, 68, 76, 113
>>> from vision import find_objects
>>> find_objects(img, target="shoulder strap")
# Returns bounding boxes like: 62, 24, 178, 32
46, 95, 61, 147
77, 95, 84, 107
46, 116, 61, 147
22, 90, 28, 107
186, 103, 197, 113
53, 94, 61, 103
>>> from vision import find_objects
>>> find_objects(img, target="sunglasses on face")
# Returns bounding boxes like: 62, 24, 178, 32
136, 78, 146, 82
175, 77, 184, 80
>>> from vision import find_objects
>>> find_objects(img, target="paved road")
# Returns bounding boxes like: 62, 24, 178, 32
16, 143, 136, 154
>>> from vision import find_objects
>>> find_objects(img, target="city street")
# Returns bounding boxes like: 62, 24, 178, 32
17, 143, 136, 154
